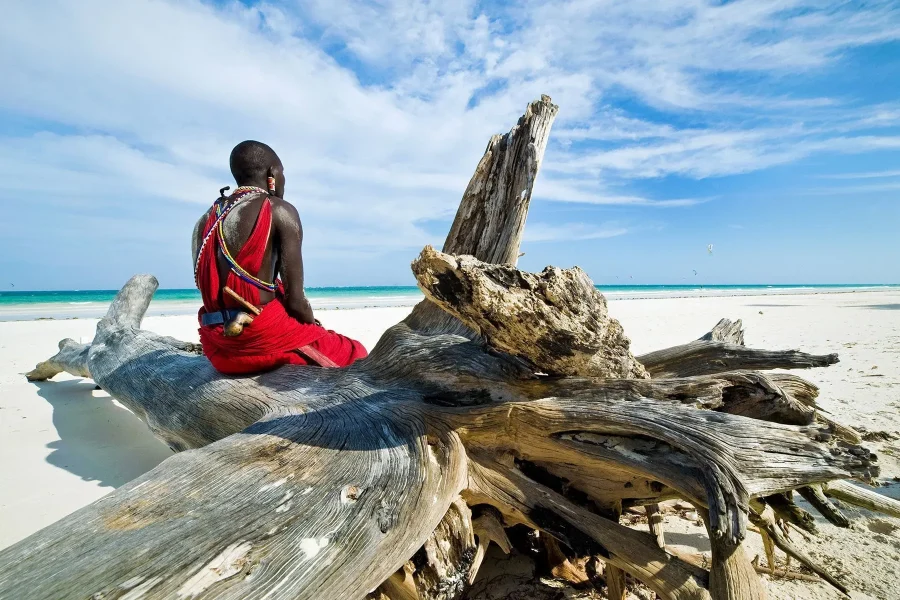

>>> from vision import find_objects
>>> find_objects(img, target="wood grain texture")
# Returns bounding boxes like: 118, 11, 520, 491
700, 319, 746, 345
5, 97, 890, 600
25, 337, 91, 381
442, 95, 558, 266
638, 342, 839, 379
646, 504, 666, 548
748, 500, 849, 594
823, 480, 900, 518
404, 95, 558, 342
637, 319, 838, 379
412, 246, 647, 379
797, 485, 850, 527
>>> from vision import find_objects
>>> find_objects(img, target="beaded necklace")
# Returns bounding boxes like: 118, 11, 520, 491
229, 185, 269, 199
217, 214, 278, 292
194, 187, 277, 292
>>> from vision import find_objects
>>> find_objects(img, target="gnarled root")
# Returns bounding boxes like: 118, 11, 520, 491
8, 96, 895, 600
749, 501, 849, 595
25, 338, 90, 381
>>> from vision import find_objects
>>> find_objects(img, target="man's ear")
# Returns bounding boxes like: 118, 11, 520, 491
267, 165, 283, 181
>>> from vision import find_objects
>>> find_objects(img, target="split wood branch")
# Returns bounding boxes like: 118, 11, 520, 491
646, 503, 666, 549
797, 485, 850, 528
637, 319, 838, 379
749, 501, 849, 595
638, 342, 839, 379
25, 338, 90, 381
823, 480, 900, 518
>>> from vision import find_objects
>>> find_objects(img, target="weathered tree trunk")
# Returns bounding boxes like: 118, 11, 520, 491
3, 96, 889, 600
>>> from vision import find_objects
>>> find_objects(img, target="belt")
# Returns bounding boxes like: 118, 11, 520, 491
199, 310, 339, 368
200, 309, 247, 327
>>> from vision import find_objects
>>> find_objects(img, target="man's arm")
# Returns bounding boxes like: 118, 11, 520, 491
272, 200, 316, 324
191, 211, 211, 267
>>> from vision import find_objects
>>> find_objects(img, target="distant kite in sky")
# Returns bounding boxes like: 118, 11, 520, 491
693, 269, 697, 276
707, 244, 714, 255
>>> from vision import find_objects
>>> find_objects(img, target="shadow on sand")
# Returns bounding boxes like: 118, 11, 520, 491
33, 380, 172, 488
662, 529, 712, 553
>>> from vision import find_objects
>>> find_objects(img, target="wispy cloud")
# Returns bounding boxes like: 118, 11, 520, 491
535, 179, 706, 207
523, 223, 629, 243
1, 0, 899, 287
804, 181, 900, 195
818, 169, 900, 180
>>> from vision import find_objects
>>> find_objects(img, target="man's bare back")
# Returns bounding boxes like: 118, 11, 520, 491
191, 142, 315, 324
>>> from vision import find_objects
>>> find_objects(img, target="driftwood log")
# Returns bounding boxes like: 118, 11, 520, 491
5, 96, 899, 600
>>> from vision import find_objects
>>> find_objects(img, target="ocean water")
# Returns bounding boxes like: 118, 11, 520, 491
0, 284, 896, 321
0, 286, 425, 321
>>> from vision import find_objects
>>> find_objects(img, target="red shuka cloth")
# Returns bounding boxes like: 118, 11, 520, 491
196, 196, 367, 374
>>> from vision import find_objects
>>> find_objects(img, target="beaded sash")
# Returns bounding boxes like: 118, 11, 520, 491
194, 187, 277, 294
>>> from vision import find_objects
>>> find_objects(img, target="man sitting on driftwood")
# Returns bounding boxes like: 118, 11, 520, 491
192, 140, 367, 374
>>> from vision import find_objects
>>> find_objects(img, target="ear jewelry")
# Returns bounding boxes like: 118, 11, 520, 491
267, 176, 276, 192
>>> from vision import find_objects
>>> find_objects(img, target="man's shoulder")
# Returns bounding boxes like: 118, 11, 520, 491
193, 206, 213, 231
193, 207, 212, 230
269, 197, 301, 221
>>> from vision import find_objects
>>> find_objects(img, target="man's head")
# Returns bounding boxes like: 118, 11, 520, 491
229, 140, 285, 197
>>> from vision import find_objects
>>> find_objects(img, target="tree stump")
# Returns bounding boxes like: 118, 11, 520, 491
4, 96, 890, 600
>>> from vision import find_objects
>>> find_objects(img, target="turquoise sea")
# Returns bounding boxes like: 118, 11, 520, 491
0, 286, 422, 307
0, 284, 897, 321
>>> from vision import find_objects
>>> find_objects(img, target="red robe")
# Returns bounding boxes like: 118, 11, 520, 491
195, 196, 367, 374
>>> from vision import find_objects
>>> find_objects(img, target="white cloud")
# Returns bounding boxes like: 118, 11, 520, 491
484, 0, 900, 110
0, 134, 220, 204
818, 169, 900, 180
548, 128, 900, 181
555, 113, 680, 142
1, 0, 900, 287
298, 0, 481, 66
804, 181, 900, 196
523, 223, 629, 243
535, 179, 705, 207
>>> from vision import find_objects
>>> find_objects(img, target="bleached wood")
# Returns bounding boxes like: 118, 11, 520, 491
646, 504, 666, 548
763, 492, 818, 534
25, 338, 90, 381
698, 507, 766, 600
405, 95, 559, 340
465, 457, 713, 600
442, 95, 558, 266
823, 480, 900, 517
797, 485, 849, 527
638, 342, 839, 379
3, 96, 889, 600
700, 319, 746, 345
637, 319, 838, 379
468, 509, 509, 585
749, 501, 848, 594
412, 246, 647, 378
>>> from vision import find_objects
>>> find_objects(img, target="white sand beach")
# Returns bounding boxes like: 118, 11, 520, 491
2, 290, 899, 599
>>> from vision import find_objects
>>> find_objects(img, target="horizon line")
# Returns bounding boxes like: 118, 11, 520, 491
3, 283, 900, 294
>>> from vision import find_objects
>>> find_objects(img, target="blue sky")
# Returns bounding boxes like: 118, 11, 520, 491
1, 0, 899, 290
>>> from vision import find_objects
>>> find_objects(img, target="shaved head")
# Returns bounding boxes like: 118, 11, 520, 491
229, 140, 282, 186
